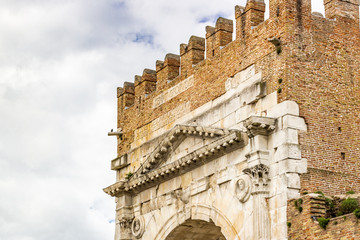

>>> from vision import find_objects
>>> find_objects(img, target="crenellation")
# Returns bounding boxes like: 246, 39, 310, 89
117, 87, 124, 124
235, 0, 266, 42
155, 60, 164, 72
187, 35, 206, 51
156, 54, 180, 90
120, 82, 135, 110
134, 75, 142, 86
134, 69, 156, 102
235, 5, 246, 40
180, 35, 205, 78
117, 87, 123, 98
164, 53, 180, 67
268, 0, 312, 24
244, 0, 266, 32
141, 69, 156, 82
123, 81, 135, 94
324, 0, 360, 24
107, 2, 360, 239
206, 17, 233, 58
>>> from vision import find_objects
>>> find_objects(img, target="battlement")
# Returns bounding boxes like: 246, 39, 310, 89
117, 0, 359, 117
324, 0, 360, 23
115, 0, 360, 195
156, 54, 180, 91
206, 17, 233, 58
108, 1, 360, 239
116, 0, 360, 152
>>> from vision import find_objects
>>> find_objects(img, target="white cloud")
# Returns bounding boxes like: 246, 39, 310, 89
0, 0, 327, 239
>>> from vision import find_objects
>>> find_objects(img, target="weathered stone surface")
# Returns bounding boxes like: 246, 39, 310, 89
105, 64, 309, 239
106, 0, 360, 239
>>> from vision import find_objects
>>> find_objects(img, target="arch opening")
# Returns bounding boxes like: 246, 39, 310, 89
165, 219, 226, 240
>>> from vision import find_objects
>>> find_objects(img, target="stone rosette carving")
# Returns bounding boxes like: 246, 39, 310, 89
131, 216, 145, 239
235, 175, 252, 203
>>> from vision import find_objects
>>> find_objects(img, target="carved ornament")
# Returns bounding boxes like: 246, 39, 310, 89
172, 189, 190, 204
119, 217, 134, 233
243, 164, 270, 192
131, 216, 145, 239
235, 174, 252, 203
243, 116, 276, 137
104, 127, 247, 196
136, 124, 230, 175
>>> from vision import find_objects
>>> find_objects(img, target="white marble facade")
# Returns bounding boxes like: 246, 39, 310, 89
104, 65, 308, 240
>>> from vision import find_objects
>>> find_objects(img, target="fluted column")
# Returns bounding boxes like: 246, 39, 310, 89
244, 164, 270, 240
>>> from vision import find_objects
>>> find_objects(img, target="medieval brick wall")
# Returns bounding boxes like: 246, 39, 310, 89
116, 0, 360, 195
110, 0, 360, 238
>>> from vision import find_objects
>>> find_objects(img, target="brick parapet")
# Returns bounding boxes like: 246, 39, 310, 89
115, 0, 360, 196
180, 36, 205, 78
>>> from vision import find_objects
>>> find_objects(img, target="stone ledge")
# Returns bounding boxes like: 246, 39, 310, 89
111, 154, 129, 170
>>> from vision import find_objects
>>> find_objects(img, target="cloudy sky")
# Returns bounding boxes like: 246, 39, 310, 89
0, 1, 324, 239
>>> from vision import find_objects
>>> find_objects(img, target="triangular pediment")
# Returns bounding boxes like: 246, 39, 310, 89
133, 125, 230, 178
164, 135, 209, 166
104, 124, 247, 195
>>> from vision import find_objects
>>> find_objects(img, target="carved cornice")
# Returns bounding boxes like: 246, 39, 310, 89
104, 130, 247, 196
105, 181, 126, 196
243, 116, 276, 137
136, 124, 230, 176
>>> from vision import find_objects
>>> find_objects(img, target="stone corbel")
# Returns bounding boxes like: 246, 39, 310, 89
243, 116, 276, 138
